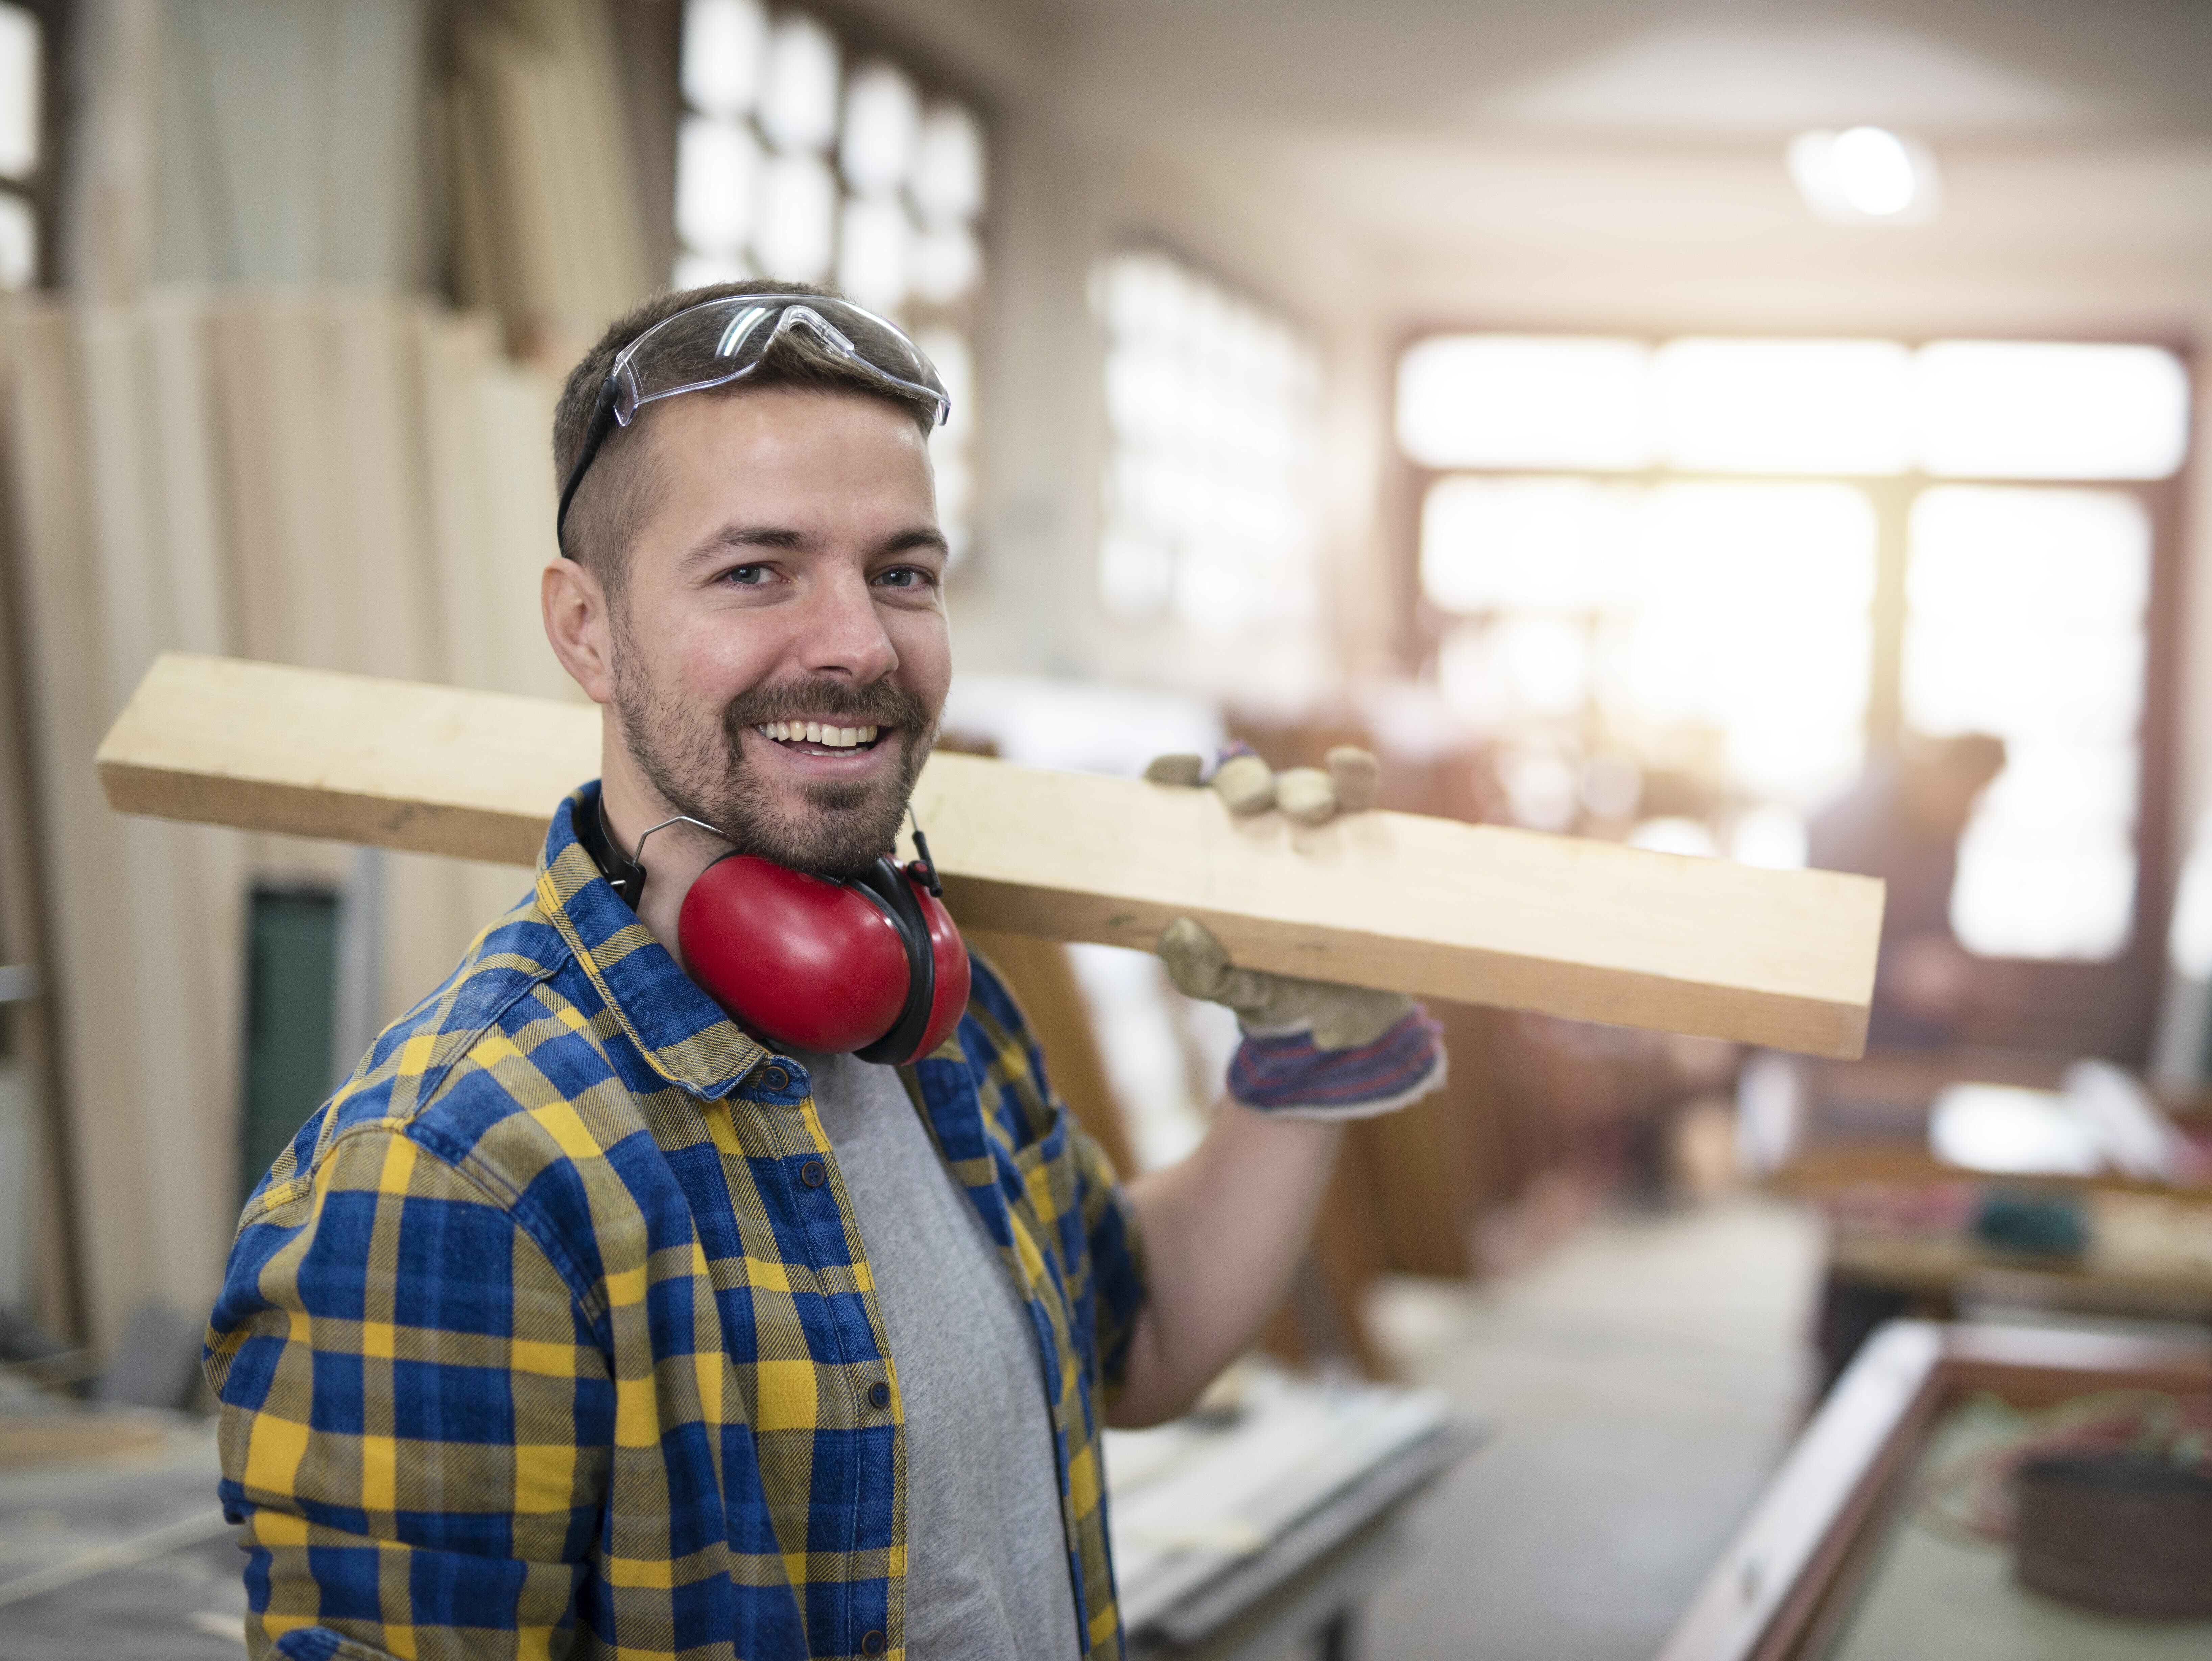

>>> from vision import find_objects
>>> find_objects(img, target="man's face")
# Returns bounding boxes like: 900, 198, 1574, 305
605, 387, 951, 878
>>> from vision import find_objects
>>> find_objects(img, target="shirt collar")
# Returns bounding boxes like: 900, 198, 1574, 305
536, 784, 768, 1099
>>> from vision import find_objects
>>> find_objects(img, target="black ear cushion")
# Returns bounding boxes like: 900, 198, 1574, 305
853, 858, 935, 1064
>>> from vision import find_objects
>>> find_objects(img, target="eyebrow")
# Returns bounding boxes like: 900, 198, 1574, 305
681, 522, 951, 569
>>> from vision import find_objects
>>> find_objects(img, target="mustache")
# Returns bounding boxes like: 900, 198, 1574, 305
719, 677, 935, 740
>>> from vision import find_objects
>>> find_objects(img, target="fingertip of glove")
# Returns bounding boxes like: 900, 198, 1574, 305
1143, 752, 1205, 787
1326, 746, 1379, 813
1275, 767, 1337, 825
1210, 753, 1276, 815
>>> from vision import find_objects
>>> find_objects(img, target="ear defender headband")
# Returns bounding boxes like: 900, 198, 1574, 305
590, 800, 970, 1068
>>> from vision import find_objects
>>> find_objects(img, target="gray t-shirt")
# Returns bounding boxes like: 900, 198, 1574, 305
789, 1048, 1083, 1661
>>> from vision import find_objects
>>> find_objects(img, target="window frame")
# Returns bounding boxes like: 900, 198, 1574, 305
0, 0, 65, 290
1387, 322, 2193, 1061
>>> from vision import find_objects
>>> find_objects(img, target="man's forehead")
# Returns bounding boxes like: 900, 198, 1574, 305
655, 385, 933, 481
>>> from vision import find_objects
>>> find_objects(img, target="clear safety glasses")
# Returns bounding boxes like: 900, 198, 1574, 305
556, 294, 952, 549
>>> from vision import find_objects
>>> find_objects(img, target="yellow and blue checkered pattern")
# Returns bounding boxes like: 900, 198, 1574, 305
206, 786, 1146, 1660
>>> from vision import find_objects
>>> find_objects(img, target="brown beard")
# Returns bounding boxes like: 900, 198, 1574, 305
612, 646, 937, 879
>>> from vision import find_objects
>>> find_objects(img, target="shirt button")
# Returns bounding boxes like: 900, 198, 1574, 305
761, 1065, 789, 1092
868, 1381, 891, 1409
801, 1159, 827, 1188
861, 1633, 886, 1657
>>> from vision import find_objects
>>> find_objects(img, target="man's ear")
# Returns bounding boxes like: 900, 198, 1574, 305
543, 557, 616, 706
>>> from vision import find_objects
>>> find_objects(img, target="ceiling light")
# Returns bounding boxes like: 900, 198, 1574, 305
1786, 126, 1940, 225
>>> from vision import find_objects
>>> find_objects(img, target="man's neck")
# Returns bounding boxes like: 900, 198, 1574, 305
596, 728, 730, 969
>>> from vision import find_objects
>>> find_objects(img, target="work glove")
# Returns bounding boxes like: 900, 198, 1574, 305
1146, 746, 1446, 1119
1143, 742, 1380, 824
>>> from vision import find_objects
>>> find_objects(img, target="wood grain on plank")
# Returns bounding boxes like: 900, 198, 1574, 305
97, 653, 1885, 1057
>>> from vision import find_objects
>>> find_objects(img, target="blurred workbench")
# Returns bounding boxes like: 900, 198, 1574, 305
1748, 1047, 2212, 1391
1109, 1364, 1484, 1660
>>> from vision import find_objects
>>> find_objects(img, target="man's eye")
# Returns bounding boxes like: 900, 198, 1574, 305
723, 564, 770, 586
876, 566, 934, 590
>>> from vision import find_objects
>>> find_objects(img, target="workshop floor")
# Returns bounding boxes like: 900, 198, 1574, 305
1362, 1195, 1825, 1661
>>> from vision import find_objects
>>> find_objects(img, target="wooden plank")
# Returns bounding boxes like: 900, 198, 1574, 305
96, 653, 1886, 1057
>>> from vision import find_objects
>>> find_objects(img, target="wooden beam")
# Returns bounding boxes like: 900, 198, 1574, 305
97, 653, 1884, 1057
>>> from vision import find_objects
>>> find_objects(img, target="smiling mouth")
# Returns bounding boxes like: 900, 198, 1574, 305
756, 719, 886, 754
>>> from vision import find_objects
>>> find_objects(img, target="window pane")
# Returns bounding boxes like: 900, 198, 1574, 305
672, 248, 752, 289
910, 222, 979, 305
753, 151, 835, 279
1599, 482, 1877, 806
1656, 337, 1910, 475
836, 196, 910, 313
680, 0, 765, 120
0, 4, 39, 180
916, 326, 974, 561
1420, 476, 1636, 614
1438, 617, 1591, 725
1903, 485, 2149, 960
910, 103, 985, 227
1903, 488, 2150, 743
1093, 250, 1322, 640
758, 14, 840, 154
0, 191, 32, 290
840, 62, 918, 198
674, 116, 759, 256
1951, 821, 2137, 960
1397, 335, 1651, 471
1915, 341, 2190, 480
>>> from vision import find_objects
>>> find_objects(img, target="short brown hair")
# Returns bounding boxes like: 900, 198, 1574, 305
551, 279, 942, 587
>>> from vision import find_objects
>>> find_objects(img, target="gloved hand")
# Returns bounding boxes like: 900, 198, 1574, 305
1144, 743, 1380, 825
1158, 917, 1412, 1050
1157, 917, 1446, 1119
1145, 744, 1445, 1119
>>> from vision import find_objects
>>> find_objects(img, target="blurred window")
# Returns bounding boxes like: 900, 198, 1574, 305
0, 2, 41, 290
1399, 335, 1649, 470
1403, 330, 2189, 975
674, 0, 986, 558
1092, 249, 1323, 637
1656, 338, 1912, 475
1905, 487, 2150, 959
1431, 480, 1875, 811
1916, 342, 2191, 481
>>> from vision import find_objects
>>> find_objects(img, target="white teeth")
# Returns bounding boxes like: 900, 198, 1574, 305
761, 719, 881, 748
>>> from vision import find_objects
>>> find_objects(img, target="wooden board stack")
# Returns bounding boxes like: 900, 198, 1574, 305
100, 654, 1885, 1059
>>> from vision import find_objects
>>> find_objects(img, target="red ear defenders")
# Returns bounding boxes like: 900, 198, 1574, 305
584, 797, 969, 1066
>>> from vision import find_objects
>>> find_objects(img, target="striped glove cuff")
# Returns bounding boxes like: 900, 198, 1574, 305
1226, 1007, 1448, 1121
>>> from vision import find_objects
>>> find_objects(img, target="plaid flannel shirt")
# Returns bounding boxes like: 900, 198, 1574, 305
206, 786, 1147, 1661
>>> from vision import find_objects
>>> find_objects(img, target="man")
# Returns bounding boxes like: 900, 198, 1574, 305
207, 281, 1444, 1660
1808, 731, 2006, 1048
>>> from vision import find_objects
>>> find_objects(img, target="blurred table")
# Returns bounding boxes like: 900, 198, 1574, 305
1110, 1365, 1486, 1659
1748, 1049, 2212, 1390
0, 1410, 243, 1660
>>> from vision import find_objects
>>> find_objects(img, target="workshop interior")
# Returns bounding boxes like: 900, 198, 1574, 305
1, 2, 2210, 1658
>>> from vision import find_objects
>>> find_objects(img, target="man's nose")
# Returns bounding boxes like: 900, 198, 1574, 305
798, 566, 899, 682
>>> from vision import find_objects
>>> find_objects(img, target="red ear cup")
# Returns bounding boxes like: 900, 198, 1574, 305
906, 878, 970, 1064
677, 855, 912, 1054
